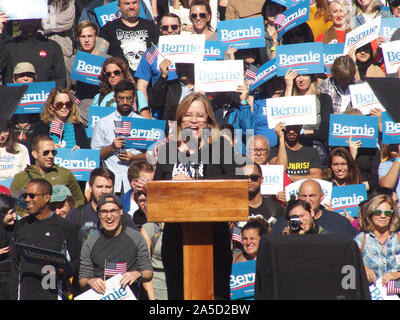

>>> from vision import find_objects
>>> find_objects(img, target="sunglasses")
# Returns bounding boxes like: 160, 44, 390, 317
190, 13, 207, 19
42, 150, 57, 156
242, 174, 261, 182
21, 193, 47, 200
105, 70, 122, 78
373, 209, 394, 217
161, 24, 179, 32
53, 101, 73, 110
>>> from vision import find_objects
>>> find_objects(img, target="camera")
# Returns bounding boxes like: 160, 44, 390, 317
289, 215, 302, 233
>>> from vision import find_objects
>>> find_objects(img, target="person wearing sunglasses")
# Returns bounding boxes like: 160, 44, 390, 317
32, 88, 90, 150
354, 194, 400, 286
189, 0, 217, 40
10, 134, 86, 211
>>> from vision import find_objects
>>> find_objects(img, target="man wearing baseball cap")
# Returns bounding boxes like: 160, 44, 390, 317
50, 185, 75, 219
79, 193, 153, 298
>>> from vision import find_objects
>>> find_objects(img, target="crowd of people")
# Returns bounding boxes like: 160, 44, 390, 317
0, 0, 400, 300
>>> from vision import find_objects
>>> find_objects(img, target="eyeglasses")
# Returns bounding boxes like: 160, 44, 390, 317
105, 70, 122, 78
373, 209, 394, 217
53, 101, 73, 110
161, 24, 179, 32
99, 208, 121, 216
116, 96, 135, 102
249, 148, 269, 154
190, 13, 207, 19
137, 199, 147, 204
243, 174, 261, 182
182, 113, 207, 122
42, 150, 57, 156
21, 193, 47, 199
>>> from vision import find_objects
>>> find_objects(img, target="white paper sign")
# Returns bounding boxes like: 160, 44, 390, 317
381, 40, 400, 74
265, 95, 317, 128
0, 0, 48, 20
284, 178, 332, 207
74, 274, 137, 300
157, 34, 205, 65
349, 82, 385, 115
195, 60, 244, 92
343, 17, 381, 54
260, 165, 284, 195
369, 277, 400, 300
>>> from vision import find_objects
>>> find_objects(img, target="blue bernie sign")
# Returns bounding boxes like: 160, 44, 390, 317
71, 51, 107, 86
249, 58, 277, 91
382, 112, 400, 145
230, 260, 256, 300
122, 117, 166, 150
331, 184, 367, 218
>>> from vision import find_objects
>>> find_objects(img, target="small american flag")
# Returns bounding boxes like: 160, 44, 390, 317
232, 224, 242, 244
49, 120, 64, 136
245, 64, 258, 80
387, 280, 400, 295
114, 120, 131, 135
105, 261, 127, 278
145, 45, 159, 64
274, 14, 286, 28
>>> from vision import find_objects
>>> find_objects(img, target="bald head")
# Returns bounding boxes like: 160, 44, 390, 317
298, 179, 323, 213
247, 135, 270, 165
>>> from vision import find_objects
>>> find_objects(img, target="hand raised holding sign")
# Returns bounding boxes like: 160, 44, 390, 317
160, 59, 173, 79
284, 69, 297, 96
0, 12, 9, 34
348, 136, 361, 160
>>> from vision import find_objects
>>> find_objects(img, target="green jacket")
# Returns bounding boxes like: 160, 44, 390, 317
10, 164, 85, 208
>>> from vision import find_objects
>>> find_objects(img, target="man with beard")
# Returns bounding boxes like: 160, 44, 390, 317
0, 17, 66, 87
91, 80, 147, 194
268, 125, 322, 182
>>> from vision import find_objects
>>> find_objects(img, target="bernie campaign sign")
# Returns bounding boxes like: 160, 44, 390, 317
271, 0, 299, 8
381, 40, 400, 74
121, 117, 166, 150
87, 106, 116, 138
54, 148, 100, 181
276, 42, 324, 76
323, 43, 345, 75
249, 58, 277, 91
204, 41, 225, 60
382, 112, 400, 144
276, 0, 310, 40
195, 60, 244, 92
230, 260, 256, 300
380, 18, 400, 43
217, 17, 266, 50
71, 51, 107, 86
349, 82, 385, 115
330, 184, 367, 218
265, 95, 317, 128
260, 165, 284, 195
0, 0, 48, 20
285, 178, 332, 207
8, 81, 55, 114
343, 17, 381, 54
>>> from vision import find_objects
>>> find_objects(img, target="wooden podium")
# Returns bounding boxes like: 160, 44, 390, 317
146, 179, 248, 300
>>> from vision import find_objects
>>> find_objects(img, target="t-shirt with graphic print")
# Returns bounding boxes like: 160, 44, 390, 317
99, 18, 159, 73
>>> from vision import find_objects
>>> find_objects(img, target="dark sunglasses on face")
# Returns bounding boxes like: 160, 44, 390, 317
42, 150, 57, 156
190, 13, 207, 19
241, 174, 261, 182
21, 193, 47, 200
161, 24, 179, 31
105, 70, 122, 78
373, 209, 394, 217
53, 101, 73, 110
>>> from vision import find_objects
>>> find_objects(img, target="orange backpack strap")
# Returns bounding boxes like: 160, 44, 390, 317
360, 232, 367, 254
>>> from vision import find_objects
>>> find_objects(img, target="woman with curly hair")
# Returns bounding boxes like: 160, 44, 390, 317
32, 88, 90, 150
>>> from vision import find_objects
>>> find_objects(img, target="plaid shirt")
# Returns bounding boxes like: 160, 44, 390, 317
354, 232, 400, 279
317, 77, 352, 114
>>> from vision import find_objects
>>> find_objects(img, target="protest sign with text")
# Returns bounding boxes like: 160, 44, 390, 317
276, 0, 310, 40
75, 274, 137, 300
381, 40, 400, 74
380, 18, 400, 43
260, 165, 284, 195
195, 60, 244, 92
54, 148, 100, 181
328, 114, 378, 148
285, 179, 332, 207
204, 41, 225, 60
230, 260, 256, 300
265, 95, 317, 128
276, 42, 324, 76
349, 82, 385, 115
0, 0, 48, 20
382, 112, 400, 144
217, 17, 266, 50
71, 51, 106, 86
370, 278, 400, 300
271, 0, 299, 8
323, 43, 345, 75
343, 17, 381, 54
157, 34, 205, 65
121, 117, 166, 150
8, 81, 55, 114
331, 184, 367, 218
249, 58, 277, 91
94, 1, 120, 28
87, 106, 116, 138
